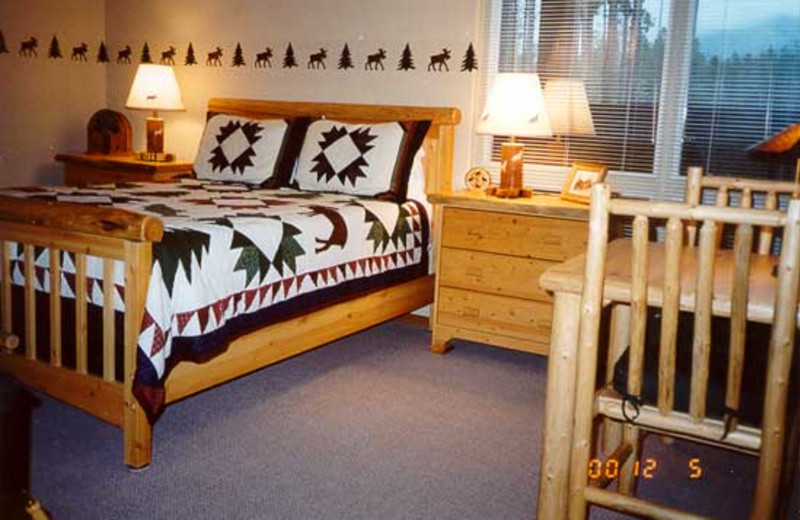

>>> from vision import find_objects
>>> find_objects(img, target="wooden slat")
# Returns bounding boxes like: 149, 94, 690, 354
0, 222, 128, 261
567, 184, 611, 520
537, 291, 584, 520
715, 186, 729, 207
75, 253, 88, 374
628, 216, 649, 401
740, 188, 752, 209
602, 304, 630, 454
0, 195, 163, 242
596, 390, 762, 453
1, 241, 11, 335
758, 191, 778, 255
102, 258, 116, 382
23, 244, 36, 360
208, 98, 461, 126
726, 223, 753, 430
123, 242, 152, 468
609, 199, 785, 228
658, 218, 682, 414
585, 487, 713, 520
49, 249, 62, 367
752, 199, 800, 518
167, 275, 435, 402
690, 220, 717, 420
619, 216, 649, 496
0, 353, 123, 426
684, 166, 703, 246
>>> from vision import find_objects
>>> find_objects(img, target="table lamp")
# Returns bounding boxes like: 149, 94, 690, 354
543, 79, 595, 139
125, 64, 185, 162
476, 73, 552, 196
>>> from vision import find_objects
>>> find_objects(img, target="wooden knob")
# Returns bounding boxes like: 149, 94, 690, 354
1, 331, 20, 351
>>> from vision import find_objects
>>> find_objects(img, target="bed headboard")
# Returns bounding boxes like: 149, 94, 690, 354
207, 98, 461, 195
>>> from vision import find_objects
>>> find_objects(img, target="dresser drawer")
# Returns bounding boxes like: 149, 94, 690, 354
441, 207, 587, 261
439, 247, 554, 302
436, 287, 552, 344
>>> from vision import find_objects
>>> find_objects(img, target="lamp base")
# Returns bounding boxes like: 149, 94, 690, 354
136, 151, 176, 162
488, 186, 533, 198
500, 141, 525, 193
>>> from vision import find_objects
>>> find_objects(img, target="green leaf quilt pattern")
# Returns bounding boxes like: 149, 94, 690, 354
1, 180, 429, 419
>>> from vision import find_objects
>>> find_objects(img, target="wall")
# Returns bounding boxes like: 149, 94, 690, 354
0, 0, 106, 186
105, 0, 480, 182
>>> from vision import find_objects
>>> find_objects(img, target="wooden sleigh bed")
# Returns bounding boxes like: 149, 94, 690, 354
0, 99, 460, 468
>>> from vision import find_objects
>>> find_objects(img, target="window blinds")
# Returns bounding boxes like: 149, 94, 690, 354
494, 0, 670, 174
491, 0, 800, 182
681, 0, 800, 180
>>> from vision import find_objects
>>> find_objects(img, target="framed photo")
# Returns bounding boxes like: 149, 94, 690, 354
560, 162, 608, 204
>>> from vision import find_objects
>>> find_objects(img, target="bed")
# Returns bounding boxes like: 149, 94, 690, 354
0, 99, 460, 467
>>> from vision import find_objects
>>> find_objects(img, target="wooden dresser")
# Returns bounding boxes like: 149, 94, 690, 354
428, 190, 590, 356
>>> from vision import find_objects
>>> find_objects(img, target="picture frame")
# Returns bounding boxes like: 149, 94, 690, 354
559, 162, 608, 204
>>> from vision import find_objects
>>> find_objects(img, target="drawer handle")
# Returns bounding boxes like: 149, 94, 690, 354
543, 234, 563, 246
461, 307, 479, 318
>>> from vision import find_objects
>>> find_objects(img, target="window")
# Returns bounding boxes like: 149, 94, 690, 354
479, 0, 800, 197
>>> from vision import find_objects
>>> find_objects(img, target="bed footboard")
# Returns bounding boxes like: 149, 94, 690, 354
0, 196, 163, 468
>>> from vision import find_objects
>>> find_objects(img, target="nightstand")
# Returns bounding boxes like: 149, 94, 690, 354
427, 190, 590, 356
56, 153, 194, 185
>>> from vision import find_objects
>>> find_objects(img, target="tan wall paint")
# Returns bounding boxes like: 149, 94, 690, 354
0, 0, 106, 186
105, 0, 479, 184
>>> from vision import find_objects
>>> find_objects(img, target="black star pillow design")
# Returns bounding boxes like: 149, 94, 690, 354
194, 115, 289, 185
295, 120, 405, 198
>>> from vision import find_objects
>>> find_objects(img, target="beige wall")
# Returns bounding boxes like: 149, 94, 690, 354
1, 0, 479, 187
105, 0, 480, 182
0, 0, 106, 186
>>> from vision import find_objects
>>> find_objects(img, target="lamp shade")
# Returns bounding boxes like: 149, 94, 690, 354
543, 79, 595, 136
125, 64, 185, 112
476, 73, 552, 138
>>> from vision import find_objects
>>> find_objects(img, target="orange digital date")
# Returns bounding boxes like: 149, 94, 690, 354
586, 457, 704, 480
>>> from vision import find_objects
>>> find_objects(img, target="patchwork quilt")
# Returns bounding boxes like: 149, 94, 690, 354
3, 180, 429, 420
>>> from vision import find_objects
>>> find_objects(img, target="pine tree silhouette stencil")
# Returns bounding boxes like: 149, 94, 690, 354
97, 41, 109, 63
48, 35, 63, 59
185, 43, 197, 65
461, 43, 477, 72
232, 43, 246, 67
338, 44, 353, 70
141, 42, 152, 63
283, 43, 297, 68
0, 31, 9, 54
398, 43, 414, 71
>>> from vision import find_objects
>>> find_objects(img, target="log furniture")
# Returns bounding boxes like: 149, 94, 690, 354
56, 153, 195, 185
427, 190, 589, 355
537, 184, 800, 519
0, 99, 460, 468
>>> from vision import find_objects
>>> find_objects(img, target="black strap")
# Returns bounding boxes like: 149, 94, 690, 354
620, 391, 643, 424
721, 405, 739, 441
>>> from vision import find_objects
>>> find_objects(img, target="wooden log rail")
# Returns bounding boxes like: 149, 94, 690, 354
684, 166, 795, 253
0, 195, 162, 468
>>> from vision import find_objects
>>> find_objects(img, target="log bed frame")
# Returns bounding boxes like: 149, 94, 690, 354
0, 99, 460, 468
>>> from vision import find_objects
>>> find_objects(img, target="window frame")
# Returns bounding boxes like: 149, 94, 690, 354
474, 0, 699, 200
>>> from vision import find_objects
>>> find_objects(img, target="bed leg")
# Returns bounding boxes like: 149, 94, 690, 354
124, 399, 152, 469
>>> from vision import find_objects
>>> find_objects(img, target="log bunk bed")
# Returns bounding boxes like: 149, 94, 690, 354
0, 99, 460, 468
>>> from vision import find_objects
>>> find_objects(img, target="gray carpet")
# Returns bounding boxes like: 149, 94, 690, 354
25, 320, 791, 519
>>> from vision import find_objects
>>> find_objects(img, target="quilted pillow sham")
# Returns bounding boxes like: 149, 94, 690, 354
194, 114, 294, 187
293, 119, 431, 202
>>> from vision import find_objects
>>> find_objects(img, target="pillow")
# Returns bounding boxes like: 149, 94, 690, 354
293, 119, 431, 201
194, 114, 292, 186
